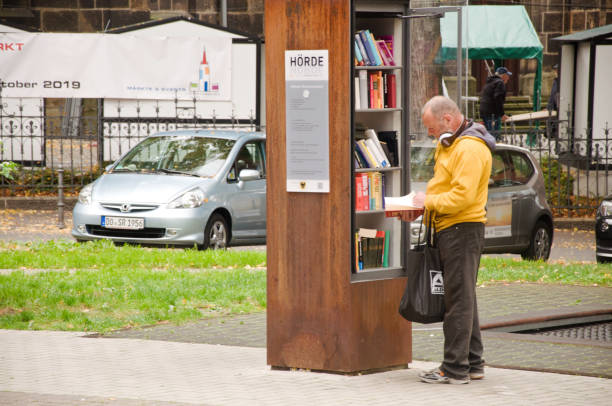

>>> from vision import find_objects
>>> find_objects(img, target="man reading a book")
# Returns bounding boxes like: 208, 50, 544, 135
412, 96, 496, 384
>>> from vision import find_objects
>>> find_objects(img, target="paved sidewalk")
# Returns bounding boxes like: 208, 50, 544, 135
104, 283, 612, 379
1, 329, 611, 406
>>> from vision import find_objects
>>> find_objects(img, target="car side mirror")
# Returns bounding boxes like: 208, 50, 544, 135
239, 169, 260, 181
488, 178, 494, 187
237, 169, 260, 189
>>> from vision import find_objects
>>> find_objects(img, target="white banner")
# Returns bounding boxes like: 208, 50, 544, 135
0, 33, 232, 100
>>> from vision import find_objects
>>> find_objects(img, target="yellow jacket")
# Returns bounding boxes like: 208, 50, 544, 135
424, 131, 493, 231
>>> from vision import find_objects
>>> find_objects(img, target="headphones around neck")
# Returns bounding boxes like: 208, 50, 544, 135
439, 118, 469, 147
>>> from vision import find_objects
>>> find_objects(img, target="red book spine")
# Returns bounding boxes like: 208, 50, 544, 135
355, 173, 369, 211
369, 72, 375, 109
388, 73, 396, 108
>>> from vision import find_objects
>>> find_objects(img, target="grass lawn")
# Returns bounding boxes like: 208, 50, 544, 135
0, 240, 610, 333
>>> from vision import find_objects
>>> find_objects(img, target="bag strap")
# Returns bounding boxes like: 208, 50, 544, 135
415, 211, 425, 247
425, 210, 437, 248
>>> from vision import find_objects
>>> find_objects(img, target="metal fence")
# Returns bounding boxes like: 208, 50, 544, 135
1, 97, 610, 215
0, 97, 260, 195
493, 112, 611, 215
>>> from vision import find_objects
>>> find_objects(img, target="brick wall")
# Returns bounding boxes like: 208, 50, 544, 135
531, 0, 612, 67
0, 0, 264, 37
473, 0, 612, 69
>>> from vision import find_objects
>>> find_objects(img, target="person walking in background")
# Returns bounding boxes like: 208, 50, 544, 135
479, 66, 512, 139
547, 64, 560, 139
412, 96, 496, 384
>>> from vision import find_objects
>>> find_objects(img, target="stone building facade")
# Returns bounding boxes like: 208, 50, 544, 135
473, 0, 612, 67
0, 0, 263, 38
2, 1, 611, 67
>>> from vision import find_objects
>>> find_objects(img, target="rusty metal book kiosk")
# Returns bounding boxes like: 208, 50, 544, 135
266, 0, 419, 374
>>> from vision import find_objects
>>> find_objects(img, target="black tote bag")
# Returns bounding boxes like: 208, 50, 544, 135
398, 212, 445, 324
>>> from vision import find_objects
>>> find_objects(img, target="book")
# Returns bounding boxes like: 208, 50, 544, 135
358, 30, 378, 66
356, 228, 388, 270
387, 73, 396, 108
384, 192, 423, 217
382, 72, 388, 108
364, 128, 389, 167
376, 230, 385, 267
368, 72, 377, 109
354, 41, 364, 66
385, 192, 419, 209
380, 142, 393, 168
380, 35, 394, 58
358, 228, 376, 269
377, 130, 398, 166
357, 139, 377, 168
354, 144, 369, 168
354, 76, 360, 110
354, 172, 369, 211
371, 172, 383, 210
375, 40, 390, 66
366, 30, 384, 66
383, 230, 390, 267
353, 149, 365, 168
358, 70, 368, 110
365, 138, 385, 168
354, 33, 371, 66
368, 31, 385, 66
376, 71, 383, 108
367, 173, 374, 210
381, 172, 386, 209
355, 231, 362, 271
356, 139, 378, 168
377, 40, 395, 66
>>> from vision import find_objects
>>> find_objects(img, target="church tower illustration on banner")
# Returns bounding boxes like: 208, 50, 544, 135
199, 47, 210, 93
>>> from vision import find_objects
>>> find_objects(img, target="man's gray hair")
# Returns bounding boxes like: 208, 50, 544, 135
421, 96, 460, 117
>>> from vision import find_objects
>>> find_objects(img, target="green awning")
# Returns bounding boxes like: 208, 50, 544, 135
439, 5, 544, 110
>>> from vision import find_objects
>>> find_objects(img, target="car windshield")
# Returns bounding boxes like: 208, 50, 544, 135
112, 135, 235, 177
410, 143, 435, 182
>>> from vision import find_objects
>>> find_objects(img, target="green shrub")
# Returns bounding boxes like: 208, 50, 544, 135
1, 166, 101, 195
540, 156, 574, 206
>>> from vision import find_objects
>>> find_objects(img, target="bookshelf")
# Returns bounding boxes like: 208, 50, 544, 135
352, 3, 407, 282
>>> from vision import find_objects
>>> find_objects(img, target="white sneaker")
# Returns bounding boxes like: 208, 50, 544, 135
418, 368, 470, 384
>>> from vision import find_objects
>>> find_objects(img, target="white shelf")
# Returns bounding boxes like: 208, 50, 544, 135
352, 6, 406, 281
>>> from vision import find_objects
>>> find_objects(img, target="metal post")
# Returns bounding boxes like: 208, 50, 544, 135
221, 0, 228, 27
57, 166, 65, 229
456, 6, 462, 110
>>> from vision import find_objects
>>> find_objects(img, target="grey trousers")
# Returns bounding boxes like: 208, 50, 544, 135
437, 222, 485, 379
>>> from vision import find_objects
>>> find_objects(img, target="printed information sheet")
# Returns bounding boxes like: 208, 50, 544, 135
284, 50, 330, 193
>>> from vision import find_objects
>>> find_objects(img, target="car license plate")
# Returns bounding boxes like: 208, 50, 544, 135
101, 216, 144, 230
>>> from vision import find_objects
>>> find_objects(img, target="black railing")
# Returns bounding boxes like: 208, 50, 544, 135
1, 97, 608, 215
492, 112, 611, 215
0, 97, 259, 195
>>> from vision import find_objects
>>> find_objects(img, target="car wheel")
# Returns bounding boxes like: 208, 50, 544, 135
596, 255, 612, 264
202, 213, 229, 250
521, 220, 552, 261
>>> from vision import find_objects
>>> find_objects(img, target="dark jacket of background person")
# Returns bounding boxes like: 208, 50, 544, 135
479, 75, 507, 117
547, 77, 559, 112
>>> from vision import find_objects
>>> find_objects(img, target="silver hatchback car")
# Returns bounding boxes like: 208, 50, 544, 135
72, 130, 266, 249
410, 142, 554, 261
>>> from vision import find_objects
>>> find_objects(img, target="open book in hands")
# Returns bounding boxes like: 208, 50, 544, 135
384, 192, 424, 221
